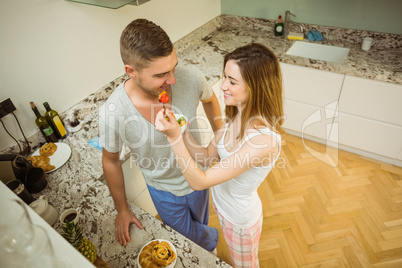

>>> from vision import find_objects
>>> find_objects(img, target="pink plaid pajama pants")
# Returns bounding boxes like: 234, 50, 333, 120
213, 203, 263, 268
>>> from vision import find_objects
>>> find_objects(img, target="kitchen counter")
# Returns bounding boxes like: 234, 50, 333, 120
3, 14, 401, 268
173, 15, 401, 86
29, 132, 230, 267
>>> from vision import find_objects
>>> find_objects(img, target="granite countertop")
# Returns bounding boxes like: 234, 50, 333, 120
174, 15, 402, 86
32, 132, 230, 267
4, 14, 401, 268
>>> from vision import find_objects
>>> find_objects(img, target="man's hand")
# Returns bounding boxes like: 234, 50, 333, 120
115, 208, 143, 246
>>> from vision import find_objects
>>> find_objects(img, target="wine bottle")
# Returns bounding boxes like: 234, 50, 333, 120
30, 102, 58, 143
43, 102, 67, 139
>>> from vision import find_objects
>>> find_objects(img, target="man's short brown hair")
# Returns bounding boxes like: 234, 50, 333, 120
120, 19, 173, 71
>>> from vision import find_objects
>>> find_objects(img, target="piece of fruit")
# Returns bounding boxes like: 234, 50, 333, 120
177, 116, 186, 126
61, 221, 97, 263
158, 91, 169, 103
159, 94, 169, 103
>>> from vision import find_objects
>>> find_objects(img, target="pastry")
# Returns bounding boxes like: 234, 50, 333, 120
151, 241, 176, 266
27, 155, 55, 172
39, 142, 57, 157
139, 241, 162, 268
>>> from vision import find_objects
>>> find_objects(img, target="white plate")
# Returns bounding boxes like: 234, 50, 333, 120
31, 143, 72, 173
137, 239, 177, 268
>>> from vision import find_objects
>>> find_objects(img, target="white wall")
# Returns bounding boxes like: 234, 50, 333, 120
0, 0, 221, 151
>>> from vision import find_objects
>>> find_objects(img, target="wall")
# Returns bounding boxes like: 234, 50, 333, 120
221, 0, 402, 35
0, 0, 220, 151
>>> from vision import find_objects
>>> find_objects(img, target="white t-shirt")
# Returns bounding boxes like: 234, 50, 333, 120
211, 124, 281, 228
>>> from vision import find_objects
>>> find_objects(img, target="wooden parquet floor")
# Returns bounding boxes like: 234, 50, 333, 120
208, 133, 402, 267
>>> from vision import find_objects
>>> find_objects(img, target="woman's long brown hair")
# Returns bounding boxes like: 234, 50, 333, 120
223, 43, 285, 140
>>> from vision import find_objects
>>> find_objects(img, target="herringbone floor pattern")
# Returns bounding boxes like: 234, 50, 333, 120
208, 134, 402, 267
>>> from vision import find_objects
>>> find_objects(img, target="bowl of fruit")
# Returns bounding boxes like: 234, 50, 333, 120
174, 114, 188, 134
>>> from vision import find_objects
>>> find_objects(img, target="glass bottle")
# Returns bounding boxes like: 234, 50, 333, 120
274, 15, 284, 36
43, 102, 67, 139
30, 102, 58, 143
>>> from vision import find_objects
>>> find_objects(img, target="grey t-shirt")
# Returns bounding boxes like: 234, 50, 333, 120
99, 64, 213, 196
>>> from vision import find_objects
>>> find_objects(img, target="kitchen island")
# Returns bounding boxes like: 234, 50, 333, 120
28, 107, 229, 267
3, 14, 401, 267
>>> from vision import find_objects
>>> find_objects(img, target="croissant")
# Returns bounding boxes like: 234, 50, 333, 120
151, 241, 176, 266
39, 142, 57, 156
27, 155, 55, 172
139, 241, 162, 268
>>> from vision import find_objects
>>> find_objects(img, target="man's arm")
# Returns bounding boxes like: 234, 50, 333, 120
102, 148, 143, 246
201, 91, 222, 133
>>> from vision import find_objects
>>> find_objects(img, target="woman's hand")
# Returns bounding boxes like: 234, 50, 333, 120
155, 109, 182, 143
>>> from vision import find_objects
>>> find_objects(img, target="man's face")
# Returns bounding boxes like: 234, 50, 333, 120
135, 49, 178, 96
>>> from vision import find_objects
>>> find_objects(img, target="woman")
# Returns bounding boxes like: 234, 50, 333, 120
156, 43, 284, 267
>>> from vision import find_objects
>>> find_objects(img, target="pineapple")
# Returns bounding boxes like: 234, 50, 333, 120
61, 220, 97, 263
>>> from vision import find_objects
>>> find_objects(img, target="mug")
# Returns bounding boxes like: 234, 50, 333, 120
29, 195, 58, 226
361, 37, 373, 51
59, 208, 80, 225
24, 167, 47, 193
6, 179, 35, 204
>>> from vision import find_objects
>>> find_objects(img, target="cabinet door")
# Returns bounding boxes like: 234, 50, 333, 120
283, 99, 337, 140
329, 112, 402, 159
339, 76, 402, 125
134, 189, 158, 216
122, 156, 147, 202
397, 148, 402, 162
122, 157, 158, 214
280, 63, 343, 139
280, 63, 344, 106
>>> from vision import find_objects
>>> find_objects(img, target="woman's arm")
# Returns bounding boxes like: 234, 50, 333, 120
182, 122, 225, 167
200, 92, 223, 133
156, 110, 279, 190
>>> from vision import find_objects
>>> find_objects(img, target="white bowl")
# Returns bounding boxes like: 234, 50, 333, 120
174, 114, 188, 134
137, 239, 177, 268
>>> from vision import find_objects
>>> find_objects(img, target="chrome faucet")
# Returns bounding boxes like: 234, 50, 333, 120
284, 10, 304, 39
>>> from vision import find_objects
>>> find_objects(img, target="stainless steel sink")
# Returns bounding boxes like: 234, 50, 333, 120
286, 41, 350, 64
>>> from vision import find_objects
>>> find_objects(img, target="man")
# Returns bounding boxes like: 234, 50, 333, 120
99, 19, 222, 253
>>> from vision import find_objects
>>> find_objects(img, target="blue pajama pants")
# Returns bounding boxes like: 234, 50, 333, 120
147, 185, 218, 251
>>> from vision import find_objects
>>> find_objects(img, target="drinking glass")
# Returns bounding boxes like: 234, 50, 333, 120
1, 198, 72, 267
26, 225, 56, 268
0, 198, 35, 267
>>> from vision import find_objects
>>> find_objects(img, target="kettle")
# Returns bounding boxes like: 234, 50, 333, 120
0, 154, 32, 184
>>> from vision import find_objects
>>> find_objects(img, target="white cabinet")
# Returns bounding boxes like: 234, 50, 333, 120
280, 63, 402, 166
281, 63, 344, 106
122, 157, 157, 216
337, 76, 402, 125
280, 63, 343, 140
397, 149, 402, 162
331, 114, 402, 159
332, 76, 402, 162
